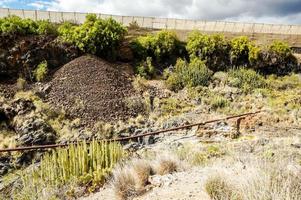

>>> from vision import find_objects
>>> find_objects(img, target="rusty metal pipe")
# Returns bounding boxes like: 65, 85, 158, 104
0, 110, 261, 153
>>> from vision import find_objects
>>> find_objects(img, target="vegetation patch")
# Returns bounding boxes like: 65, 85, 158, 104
166, 58, 213, 91
11, 141, 124, 199
58, 14, 126, 59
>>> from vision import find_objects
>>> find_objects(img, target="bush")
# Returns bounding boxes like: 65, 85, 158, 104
230, 36, 259, 67
264, 41, 298, 75
58, 14, 127, 58
228, 68, 266, 93
36, 20, 58, 35
136, 57, 155, 78
166, 58, 213, 91
34, 61, 48, 82
0, 15, 36, 35
131, 30, 179, 62
0, 15, 58, 36
186, 31, 230, 71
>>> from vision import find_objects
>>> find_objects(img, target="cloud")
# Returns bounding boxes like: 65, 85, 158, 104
29, 1, 48, 9
39, 0, 301, 24
0, 0, 16, 7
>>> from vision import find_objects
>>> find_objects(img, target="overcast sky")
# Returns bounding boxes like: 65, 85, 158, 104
1, 0, 301, 24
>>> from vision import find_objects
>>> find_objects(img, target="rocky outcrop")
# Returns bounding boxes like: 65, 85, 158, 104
0, 97, 57, 147
14, 117, 56, 146
0, 34, 80, 81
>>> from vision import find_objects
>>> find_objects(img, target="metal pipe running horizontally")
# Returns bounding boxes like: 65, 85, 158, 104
0, 110, 262, 153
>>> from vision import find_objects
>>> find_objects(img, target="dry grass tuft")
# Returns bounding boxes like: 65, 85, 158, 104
131, 159, 153, 188
112, 159, 154, 200
112, 166, 138, 200
205, 174, 242, 200
155, 156, 179, 175
204, 159, 301, 200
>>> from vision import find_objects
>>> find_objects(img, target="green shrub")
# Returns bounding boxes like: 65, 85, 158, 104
186, 31, 230, 71
131, 30, 179, 62
0, 15, 36, 35
36, 20, 58, 35
264, 41, 298, 74
228, 68, 266, 93
136, 57, 155, 78
210, 96, 229, 110
0, 15, 58, 36
266, 74, 301, 90
34, 61, 48, 82
58, 14, 127, 58
166, 58, 212, 91
230, 36, 259, 67
13, 141, 124, 199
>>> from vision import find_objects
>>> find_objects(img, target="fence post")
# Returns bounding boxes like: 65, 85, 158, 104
22, 9, 25, 18
35, 10, 37, 20
7, 8, 10, 16
61, 11, 63, 22
152, 17, 154, 29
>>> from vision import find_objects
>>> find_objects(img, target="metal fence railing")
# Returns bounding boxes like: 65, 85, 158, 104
1, 8, 301, 46
1, 8, 301, 35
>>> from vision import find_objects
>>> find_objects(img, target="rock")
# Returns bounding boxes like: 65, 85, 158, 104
291, 143, 301, 148
11, 98, 35, 115
0, 156, 12, 176
123, 142, 142, 151
256, 138, 269, 146
149, 174, 176, 187
35, 83, 52, 98
163, 117, 189, 129
15, 151, 37, 167
15, 118, 56, 146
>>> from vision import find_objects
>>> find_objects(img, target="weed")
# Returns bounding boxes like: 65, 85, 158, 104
210, 96, 229, 110
205, 174, 242, 200
34, 60, 48, 82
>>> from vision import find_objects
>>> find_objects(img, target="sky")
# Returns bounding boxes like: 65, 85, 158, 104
1, 0, 301, 24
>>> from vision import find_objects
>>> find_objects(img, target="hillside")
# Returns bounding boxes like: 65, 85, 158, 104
0, 14, 300, 200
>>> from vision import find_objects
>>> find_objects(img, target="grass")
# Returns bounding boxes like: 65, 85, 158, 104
158, 97, 194, 117
34, 60, 48, 82
155, 156, 179, 175
111, 154, 181, 199
205, 174, 242, 200
204, 159, 301, 200
11, 140, 124, 200
210, 96, 229, 111
175, 144, 226, 166
112, 165, 138, 200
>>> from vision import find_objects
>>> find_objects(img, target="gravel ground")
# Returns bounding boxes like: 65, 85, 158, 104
47, 55, 139, 126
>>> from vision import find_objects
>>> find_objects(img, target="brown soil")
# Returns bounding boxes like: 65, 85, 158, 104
0, 83, 16, 99
47, 55, 139, 127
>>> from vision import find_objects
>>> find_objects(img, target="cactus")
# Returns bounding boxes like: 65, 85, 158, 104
21, 140, 124, 191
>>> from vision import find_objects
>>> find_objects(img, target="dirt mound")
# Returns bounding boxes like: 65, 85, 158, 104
47, 55, 138, 126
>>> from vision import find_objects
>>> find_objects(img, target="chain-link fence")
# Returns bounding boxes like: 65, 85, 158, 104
1, 8, 301, 46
